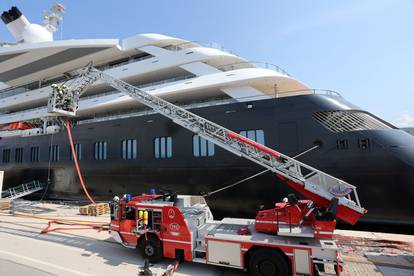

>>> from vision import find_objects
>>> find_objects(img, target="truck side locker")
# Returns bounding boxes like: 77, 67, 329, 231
294, 249, 311, 275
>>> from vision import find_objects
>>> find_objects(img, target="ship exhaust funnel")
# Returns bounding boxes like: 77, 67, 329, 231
1, 7, 30, 42
1, 4, 64, 44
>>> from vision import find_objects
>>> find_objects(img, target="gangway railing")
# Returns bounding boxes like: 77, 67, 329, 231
1, 180, 44, 200
47, 67, 366, 224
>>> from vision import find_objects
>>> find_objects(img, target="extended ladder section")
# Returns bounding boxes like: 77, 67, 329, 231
47, 67, 366, 224
1, 180, 44, 200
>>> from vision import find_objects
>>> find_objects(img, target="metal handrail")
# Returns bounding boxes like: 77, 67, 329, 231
1, 180, 43, 199
1, 105, 46, 117
0, 88, 342, 122
0, 55, 154, 99
0, 85, 32, 99
80, 75, 195, 101
218, 61, 291, 76
284, 89, 343, 98
167, 41, 237, 55
0, 76, 196, 118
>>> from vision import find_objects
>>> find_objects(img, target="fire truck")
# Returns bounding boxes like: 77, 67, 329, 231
109, 192, 341, 275
48, 66, 367, 275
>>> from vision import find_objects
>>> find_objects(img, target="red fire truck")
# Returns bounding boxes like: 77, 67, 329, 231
109, 192, 341, 276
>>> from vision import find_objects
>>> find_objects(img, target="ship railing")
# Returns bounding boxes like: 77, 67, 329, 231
61, 62, 293, 102
166, 41, 237, 55
78, 96, 234, 125
211, 88, 341, 100
81, 75, 195, 101
235, 89, 342, 99
0, 88, 342, 122
0, 55, 154, 99
77, 89, 343, 125
0, 75, 196, 118
0, 105, 47, 118
218, 61, 291, 76
0, 85, 32, 99
0, 41, 18, 46
1, 180, 44, 199
282, 89, 343, 98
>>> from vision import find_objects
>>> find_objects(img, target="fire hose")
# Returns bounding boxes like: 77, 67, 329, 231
66, 118, 95, 204
41, 220, 109, 234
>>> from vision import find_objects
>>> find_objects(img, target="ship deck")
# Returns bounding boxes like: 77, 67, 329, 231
0, 200, 413, 276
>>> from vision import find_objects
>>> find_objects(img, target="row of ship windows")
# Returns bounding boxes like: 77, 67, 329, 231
1, 130, 265, 163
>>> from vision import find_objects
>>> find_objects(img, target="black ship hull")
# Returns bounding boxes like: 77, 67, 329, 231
1, 94, 414, 225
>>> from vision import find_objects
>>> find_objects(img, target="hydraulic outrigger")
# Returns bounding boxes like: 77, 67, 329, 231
47, 65, 367, 275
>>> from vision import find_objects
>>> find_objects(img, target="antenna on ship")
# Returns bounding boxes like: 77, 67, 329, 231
43, 3, 65, 38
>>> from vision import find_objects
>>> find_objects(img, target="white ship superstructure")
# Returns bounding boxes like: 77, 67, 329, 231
0, 5, 310, 138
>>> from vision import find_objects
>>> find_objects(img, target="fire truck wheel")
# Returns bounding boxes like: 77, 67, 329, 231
139, 236, 162, 262
249, 248, 290, 276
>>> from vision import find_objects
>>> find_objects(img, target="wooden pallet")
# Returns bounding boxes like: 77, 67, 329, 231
79, 204, 91, 215
79, 203, 109, 216
0, 199, 11, 210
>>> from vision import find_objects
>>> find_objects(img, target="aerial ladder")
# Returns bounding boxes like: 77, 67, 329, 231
47, 66, 366, 225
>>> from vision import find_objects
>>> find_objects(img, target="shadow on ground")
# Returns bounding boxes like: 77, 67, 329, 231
11, 201, 56, 214
0, 222, 244, 275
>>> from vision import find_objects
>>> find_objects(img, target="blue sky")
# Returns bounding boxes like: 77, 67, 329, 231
1, 0, 413, 127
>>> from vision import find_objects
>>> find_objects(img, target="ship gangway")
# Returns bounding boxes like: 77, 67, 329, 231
1, 180, 44, 200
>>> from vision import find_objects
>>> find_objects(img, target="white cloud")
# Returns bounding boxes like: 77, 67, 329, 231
394, 112, 414, 128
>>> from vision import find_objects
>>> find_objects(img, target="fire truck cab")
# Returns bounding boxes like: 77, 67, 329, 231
109, 192, 342, 276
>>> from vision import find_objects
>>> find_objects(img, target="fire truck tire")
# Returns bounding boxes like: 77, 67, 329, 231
139, 236, 163, 262
249, 248, 290, 276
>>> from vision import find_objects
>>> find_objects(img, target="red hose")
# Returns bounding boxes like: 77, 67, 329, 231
66, 118, 95, 204
41, 220, 109, 234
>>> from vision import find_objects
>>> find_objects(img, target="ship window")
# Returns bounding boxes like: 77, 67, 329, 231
49, 145, 60, 162
154, 137, 172, 159
336, 139, 349, 150
70, 144, 82, 161
358, 138, 370, 149
239, 129, 265, 145
2, 149, 10, 163
313, 110, 391, 133
94, 142, 107, 160
121, 139, 137, 160
193, 135, 215, 157
15, 148, 23, 163
30, 146, 39, 162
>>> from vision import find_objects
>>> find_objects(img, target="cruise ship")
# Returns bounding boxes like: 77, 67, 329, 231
0, 5, 413, 225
